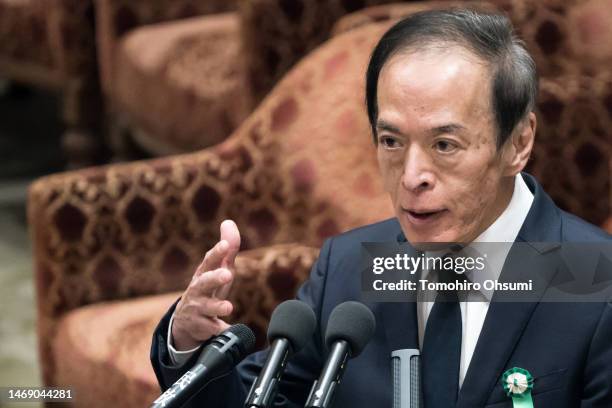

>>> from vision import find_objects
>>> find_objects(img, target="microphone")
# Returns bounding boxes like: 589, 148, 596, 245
245, 300, 317, 408
151, 323, 256, 408
305, 301, 376, 408
391, 349, 422, 408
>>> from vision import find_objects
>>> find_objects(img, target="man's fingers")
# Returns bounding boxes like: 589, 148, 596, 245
193, 220, 240, 280
183, 316, 231, 344
197, 240, 230, 275
200, 298, 233, 317
220, 220, 241, 268
193, 268, 233, 295
213, 319, 231, 336
214, 284, 232, 301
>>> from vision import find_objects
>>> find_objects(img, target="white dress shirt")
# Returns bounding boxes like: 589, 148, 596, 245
168, 174, 534, 369
417, 174, 534, 387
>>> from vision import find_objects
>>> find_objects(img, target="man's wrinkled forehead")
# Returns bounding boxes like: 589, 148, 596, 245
378, 42, 492, 90
377, 47, 494, 119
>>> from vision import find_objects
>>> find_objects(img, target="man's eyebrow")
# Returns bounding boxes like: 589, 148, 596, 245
375, 120, 401, 133
375, 121, 467, 135
430, 123, 466, 135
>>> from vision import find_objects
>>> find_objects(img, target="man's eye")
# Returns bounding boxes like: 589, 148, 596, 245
380, 136, 400, 148
435, 140, 457, 152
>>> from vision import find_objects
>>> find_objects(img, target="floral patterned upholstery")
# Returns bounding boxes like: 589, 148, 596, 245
240, 0, 406, 102
531, 76, 612, 226
332, 0, 612, 79
50, 244, 318, 407
241, 0, 612, 101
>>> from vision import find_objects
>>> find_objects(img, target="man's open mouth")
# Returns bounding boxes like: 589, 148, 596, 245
403, 208, 447, 224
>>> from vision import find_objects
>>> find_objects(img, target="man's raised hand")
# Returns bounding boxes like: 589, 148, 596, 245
171, 220, 241, 351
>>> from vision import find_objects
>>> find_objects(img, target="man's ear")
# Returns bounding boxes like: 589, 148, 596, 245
503, 112, 536, 176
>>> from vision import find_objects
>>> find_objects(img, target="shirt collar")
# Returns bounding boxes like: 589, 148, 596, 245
422, 174, 534, 299
473, 173, 534, 244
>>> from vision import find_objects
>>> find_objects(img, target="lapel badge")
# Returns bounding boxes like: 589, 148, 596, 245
502, 367, 534, 408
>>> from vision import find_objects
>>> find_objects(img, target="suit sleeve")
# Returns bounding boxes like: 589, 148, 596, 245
580, 302, 612, 407
149, 238, 334, 408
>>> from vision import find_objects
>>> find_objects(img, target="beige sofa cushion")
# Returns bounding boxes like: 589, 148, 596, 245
52, 292, 179, 407
113, 13, 251, 154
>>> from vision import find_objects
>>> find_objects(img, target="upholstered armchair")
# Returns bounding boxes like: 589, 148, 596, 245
0, 0, 102, 167
94, 0, 242, 157
29, 22, 395, 407
29, 3, 611, 407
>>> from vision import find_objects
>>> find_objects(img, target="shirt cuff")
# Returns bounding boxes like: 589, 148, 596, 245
167, 313, 200, 366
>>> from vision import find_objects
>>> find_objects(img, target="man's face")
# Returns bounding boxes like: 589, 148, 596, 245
376, 46, 516, 244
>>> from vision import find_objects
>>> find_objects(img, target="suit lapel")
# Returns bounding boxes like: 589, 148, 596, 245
456, 173, 564, 408
377, 231, 420, 351
456, 242, 560, 407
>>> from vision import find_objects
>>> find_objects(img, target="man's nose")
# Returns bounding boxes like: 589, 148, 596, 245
401, 146, 435, 192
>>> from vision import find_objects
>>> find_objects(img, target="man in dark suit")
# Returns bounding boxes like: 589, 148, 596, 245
150, 9, 612, 407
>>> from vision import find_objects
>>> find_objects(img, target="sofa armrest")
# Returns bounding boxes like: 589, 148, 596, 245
38, 242, 317, 386
229, 243, 319, 347
94, 0, 238, 95
28, 142, 256, 327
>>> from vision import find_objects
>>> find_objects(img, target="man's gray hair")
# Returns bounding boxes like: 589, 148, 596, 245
366, 9, 539, 147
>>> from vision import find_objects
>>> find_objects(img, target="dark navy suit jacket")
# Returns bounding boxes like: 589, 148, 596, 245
151, 174, 612, 407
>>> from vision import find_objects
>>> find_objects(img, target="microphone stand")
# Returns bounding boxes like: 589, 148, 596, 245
304, 340, 350, 408
244, 338, 291, 408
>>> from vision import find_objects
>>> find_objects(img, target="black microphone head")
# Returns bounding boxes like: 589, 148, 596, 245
226, 323, 256, 355
267, 299, 317, 352
325, 301, 376, 357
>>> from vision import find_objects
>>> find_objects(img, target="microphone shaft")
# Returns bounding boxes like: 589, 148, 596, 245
245, 338, 291, 408
391, 349, 422, 408
305, 340, 349, 408
151, 363, 211, 408
151, 336, 238, 408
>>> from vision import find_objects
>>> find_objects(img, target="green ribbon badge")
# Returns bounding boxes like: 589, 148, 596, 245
502, 367, 534, 408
